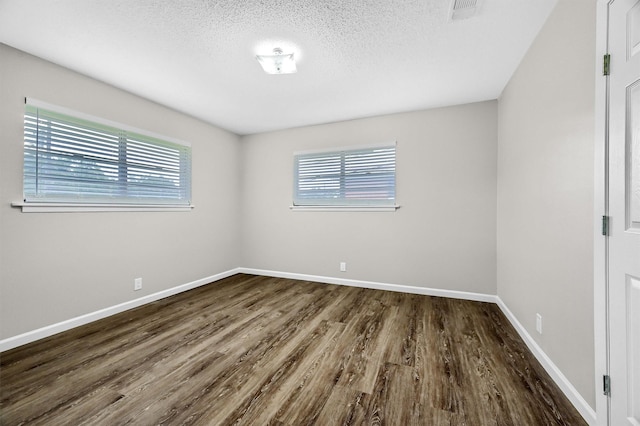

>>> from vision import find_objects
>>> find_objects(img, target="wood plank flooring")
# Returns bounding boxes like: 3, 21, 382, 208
0, 274, 587, 425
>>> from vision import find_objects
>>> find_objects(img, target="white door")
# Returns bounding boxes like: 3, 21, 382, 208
608, 0, 640, 424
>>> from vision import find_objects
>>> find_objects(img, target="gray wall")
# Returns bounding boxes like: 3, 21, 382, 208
240, 102, 498, 294
0, 44, 242, 339
497, 0, 596, 407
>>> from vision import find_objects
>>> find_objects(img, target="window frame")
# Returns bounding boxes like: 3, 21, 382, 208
15, 98, 193, 213
291, 142, 399, 212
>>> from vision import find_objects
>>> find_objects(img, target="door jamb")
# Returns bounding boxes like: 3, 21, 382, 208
594, 1, 611, 425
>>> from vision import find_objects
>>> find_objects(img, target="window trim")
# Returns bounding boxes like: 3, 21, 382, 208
292, 142, 397, 210
16, 98, 193, 212
11, 201, 194, 213
289, 205, 400, 212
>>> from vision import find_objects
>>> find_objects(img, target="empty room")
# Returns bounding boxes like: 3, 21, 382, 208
1, 0, 637, 424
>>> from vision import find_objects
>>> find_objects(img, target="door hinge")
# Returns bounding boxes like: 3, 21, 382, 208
603, 375, 611, 396
603, 54, 611, 76
602, 215, 610, 236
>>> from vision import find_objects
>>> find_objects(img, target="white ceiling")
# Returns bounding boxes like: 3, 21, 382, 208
0, 0, 557, 135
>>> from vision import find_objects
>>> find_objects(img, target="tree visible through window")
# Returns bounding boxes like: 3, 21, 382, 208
293, 144, 396, 207
23, 101, 191, 206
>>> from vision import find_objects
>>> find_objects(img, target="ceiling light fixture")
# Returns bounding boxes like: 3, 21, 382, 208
256, 47, 297, 75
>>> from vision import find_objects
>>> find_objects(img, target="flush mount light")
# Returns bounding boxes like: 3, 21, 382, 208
256, 47, 297, 74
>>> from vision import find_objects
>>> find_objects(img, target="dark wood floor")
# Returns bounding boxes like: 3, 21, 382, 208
1, 274, 586, 425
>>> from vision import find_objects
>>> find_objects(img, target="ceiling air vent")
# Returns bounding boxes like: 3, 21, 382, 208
449, 0, 481, 21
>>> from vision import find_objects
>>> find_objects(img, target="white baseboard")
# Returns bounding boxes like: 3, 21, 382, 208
238, 267, 497, 303
495, 297, 597, 425
0, 267, 596, 425
0, 268, 241, 353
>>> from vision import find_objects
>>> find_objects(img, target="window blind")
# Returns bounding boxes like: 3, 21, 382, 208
293, 144, 396, 206
23, 101, 191, 206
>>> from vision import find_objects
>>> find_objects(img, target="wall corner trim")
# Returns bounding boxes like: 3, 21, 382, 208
495, 297, 597, 425
0, 268, 242, 353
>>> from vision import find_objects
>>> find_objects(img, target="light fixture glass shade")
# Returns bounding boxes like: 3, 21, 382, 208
256, 49, 297, 74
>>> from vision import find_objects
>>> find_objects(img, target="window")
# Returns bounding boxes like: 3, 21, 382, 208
293, 143, 396, 208
21, 99, 191, 211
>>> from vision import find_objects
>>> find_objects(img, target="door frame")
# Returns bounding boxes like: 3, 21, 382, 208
594, 1, 611, 425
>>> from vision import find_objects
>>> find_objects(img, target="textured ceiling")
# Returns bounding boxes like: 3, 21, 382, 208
0, 0, 557, 135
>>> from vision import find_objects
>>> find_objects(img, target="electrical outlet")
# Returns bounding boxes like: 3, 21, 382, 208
536, 313, 542, 334
134, 277, 142, 291
340, 262, 347, 272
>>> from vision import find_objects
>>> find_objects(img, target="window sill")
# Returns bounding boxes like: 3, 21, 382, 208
11, 201, 194, 213
289, 205, 400, 212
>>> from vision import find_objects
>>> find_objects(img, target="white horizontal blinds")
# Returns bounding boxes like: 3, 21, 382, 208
296, 152, 342, 203
343, 147, 395, 202
124, 132, 191, 202
24, 106, 122, 200
294, 144, 396, 206
23, 103, 191, 205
